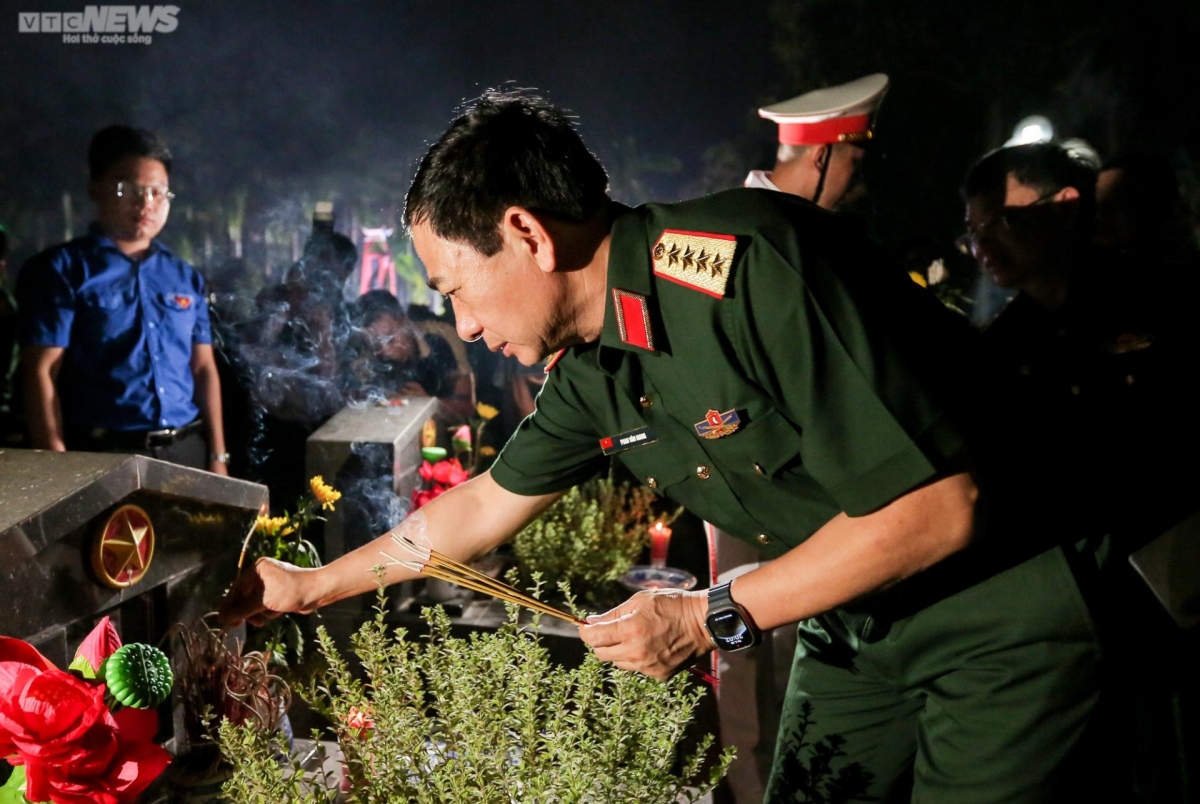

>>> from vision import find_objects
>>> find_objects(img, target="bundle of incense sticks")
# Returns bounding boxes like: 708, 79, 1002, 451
382, 533, 587, 626
382, 532, 718, 687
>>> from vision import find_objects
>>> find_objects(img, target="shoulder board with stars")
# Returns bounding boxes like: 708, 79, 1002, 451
651, 229, 737, 298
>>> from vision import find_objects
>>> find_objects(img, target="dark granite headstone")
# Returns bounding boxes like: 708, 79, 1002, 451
0, 449, 268, 751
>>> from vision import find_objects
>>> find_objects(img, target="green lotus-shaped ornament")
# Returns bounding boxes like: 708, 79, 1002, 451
101, 643, 173, 709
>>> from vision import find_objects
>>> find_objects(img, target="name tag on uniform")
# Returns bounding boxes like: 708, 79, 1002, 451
599, 426, 658, 456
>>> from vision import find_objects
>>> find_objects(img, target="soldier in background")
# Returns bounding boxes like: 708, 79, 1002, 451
744, 73, 888, 210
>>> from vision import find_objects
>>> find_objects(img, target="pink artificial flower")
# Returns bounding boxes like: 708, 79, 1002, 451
452, 424, 472, 452
70, 616, 122, 678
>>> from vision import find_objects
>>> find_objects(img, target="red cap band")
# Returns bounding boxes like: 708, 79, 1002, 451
778, 114, 870, 145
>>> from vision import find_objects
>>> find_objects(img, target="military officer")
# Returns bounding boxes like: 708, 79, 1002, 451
222, 91, 1099, 803
744, 73, 888, 210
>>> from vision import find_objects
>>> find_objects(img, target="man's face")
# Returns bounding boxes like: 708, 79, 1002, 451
963, 175, 1069, 289
91, 156, 171, 245
412, 221, 567, 367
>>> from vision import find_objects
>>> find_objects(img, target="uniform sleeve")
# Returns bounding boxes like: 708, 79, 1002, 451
489, 363, 608, 496
189, 266, 212, 345
15, 252, 75, 348
729, 225, 966, 516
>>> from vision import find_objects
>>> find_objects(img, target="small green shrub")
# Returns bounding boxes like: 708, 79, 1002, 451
513, 477, 678, 600
218, 587, 732, 803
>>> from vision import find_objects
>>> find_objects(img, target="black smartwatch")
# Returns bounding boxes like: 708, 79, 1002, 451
704, 581, 761, 652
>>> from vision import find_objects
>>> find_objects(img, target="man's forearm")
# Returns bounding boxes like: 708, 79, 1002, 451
305, 471, 562, 610
191, 346, 226, 456
732, 472, 979, 631
22, 360, 65, 451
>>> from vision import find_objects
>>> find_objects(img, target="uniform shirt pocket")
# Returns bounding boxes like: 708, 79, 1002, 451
154, 291, 199, 348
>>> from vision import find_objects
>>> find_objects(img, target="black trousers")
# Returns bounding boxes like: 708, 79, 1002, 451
66, 425, 208, 470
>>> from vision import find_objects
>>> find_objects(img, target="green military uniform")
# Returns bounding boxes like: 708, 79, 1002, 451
491, 188, 1100, 803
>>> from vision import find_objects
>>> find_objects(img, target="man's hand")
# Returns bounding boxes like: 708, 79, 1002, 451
578, 589, 713, 680
218, 558, 321, 627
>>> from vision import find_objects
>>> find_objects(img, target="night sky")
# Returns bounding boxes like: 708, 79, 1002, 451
2, 0, 1198, 271
0, 1, 776, 261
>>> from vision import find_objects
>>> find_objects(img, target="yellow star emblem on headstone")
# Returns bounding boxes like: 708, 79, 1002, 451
92, 504, 156, 589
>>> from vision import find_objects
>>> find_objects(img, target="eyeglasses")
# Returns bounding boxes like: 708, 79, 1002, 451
957, 190, 1059, 253
114, 182, 175, 205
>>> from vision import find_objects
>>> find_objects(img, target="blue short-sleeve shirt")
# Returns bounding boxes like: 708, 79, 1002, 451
16, 224, 211, 433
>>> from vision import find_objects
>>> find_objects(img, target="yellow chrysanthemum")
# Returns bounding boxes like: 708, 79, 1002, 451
254, 515, 290, 537
310, 475, 342, 510
479, 446, 498, 457
908, 270, 928, 287
475, 402, 500, 421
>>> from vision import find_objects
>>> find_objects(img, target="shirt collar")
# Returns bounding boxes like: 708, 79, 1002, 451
743, 170, 781, 192
85, 221, 169, 260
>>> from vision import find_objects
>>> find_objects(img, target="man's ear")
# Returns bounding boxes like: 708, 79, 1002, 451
500, 206, 557, 274
811, 144, 830, 172
1055, 186, 1081, 202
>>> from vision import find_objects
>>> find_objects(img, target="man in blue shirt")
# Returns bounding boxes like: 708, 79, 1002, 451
17, 125, 228, 473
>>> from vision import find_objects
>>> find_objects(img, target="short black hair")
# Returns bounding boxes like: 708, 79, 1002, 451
962, 142, 1100, 216
404, 89, 610, 256
88, 125, 173, 181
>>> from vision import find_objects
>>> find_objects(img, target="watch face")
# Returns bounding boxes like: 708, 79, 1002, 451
706, 609, 755, 650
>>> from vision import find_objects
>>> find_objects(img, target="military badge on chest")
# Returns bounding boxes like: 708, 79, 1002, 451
694, 408, 740, 439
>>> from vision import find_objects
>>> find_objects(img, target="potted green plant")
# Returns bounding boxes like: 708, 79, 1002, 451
216, 587, 733, 803
512, 475, 682, 608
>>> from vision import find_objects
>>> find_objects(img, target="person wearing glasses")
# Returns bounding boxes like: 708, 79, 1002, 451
16, 125, 228, 474
963, 141, 1200, 801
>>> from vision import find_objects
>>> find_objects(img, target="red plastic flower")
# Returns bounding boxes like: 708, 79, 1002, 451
411, 486, 446, 510
37, 706, 172, 804
0, 666, 109, 801
431, 458, 470, 487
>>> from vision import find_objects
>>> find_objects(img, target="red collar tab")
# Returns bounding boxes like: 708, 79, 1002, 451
612, 288, 655, 351
778, 114, 871, 145
544, 348, 568, 374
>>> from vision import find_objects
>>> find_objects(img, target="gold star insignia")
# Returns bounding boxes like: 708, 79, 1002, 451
92, 505, 155, 589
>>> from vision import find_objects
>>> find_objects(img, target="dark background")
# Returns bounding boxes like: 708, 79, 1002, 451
2, 0, 1197, 290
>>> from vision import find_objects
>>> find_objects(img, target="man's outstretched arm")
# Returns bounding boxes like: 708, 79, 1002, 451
219, 470, 564, 626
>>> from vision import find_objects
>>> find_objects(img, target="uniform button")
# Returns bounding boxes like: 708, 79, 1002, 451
696, 465, 711, 479
638, 395, 653, 408
753, 462, 765, 475
647, 477, 658, 489
757, 533, 772, 546
157, 387, 165, 394
160, 418, 168, 426
148, 322, 156, 329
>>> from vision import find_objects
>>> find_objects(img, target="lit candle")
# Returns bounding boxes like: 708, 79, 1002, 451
650, 521, 672, 568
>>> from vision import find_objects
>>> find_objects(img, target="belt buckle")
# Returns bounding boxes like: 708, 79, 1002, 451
144, 427, 177, 449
